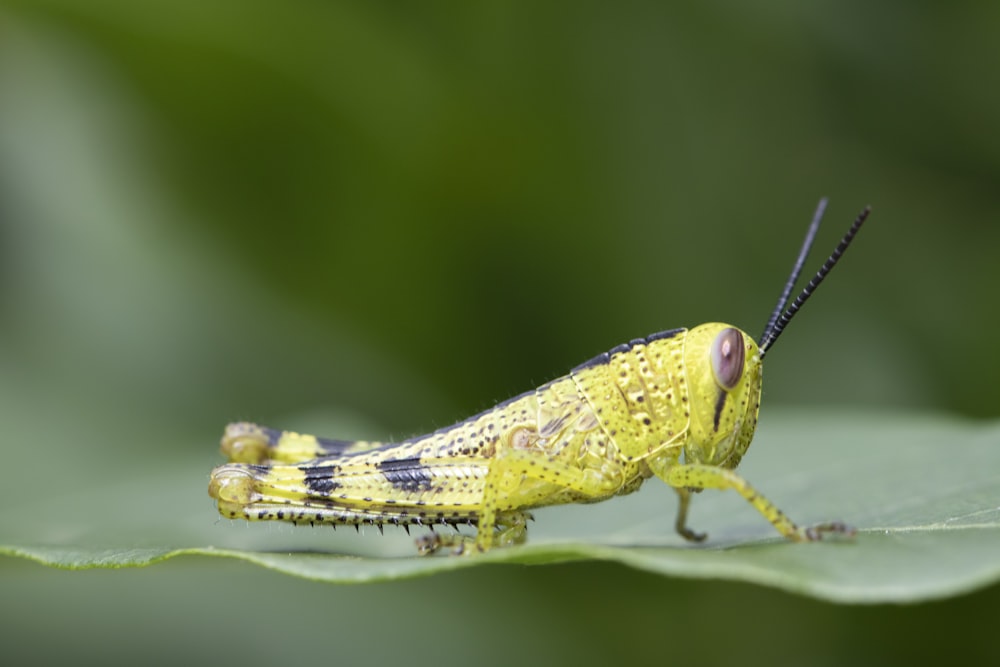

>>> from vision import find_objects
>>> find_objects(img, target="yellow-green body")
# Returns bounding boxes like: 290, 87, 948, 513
209, 322, 845, 554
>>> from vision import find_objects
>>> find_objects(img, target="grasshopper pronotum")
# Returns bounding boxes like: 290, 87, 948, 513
209, 200, 869, 554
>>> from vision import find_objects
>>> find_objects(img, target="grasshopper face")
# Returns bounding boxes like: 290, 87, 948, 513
681, 323, 762, 471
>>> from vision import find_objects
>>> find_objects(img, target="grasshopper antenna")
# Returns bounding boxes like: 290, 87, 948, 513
759, 198, 827, 348
758, 201, 871, 357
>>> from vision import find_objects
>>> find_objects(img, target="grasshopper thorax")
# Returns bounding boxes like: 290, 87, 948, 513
682, 323, 762, 470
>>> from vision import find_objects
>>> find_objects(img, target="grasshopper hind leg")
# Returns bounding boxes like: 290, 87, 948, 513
220, 422, 382, 464
416, 511, 530, 556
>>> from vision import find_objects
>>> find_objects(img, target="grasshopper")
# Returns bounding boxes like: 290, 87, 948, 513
209, 199, 869, 554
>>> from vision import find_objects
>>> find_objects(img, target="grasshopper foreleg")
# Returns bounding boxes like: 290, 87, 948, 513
663, 463, 855, 542
672, 487, 707, 542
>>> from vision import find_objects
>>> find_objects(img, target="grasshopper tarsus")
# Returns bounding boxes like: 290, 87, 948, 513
802, 521, 857, 541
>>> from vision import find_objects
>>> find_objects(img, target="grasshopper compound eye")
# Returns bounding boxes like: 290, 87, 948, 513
710, 327, 745, 390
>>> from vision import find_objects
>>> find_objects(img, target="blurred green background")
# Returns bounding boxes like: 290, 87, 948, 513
1, 1, 998, 665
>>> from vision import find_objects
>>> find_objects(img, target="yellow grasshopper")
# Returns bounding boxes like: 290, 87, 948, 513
209, 200, 869, 554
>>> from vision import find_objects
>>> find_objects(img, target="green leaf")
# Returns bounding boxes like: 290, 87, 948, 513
3, 411, 999, 604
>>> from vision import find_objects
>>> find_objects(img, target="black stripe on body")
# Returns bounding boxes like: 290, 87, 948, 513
260, 424, 363, 457
302, 466, 343, 495
572, 352, 611, 372
712, 390, 727, 432
260, 426, 283, 446
645, 328, 684, 343
572, 328, 684, 372
377, 458, 436, 493
313, 434, 367, 456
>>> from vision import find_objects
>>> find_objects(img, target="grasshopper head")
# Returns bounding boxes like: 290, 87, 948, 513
675, 202, 871, 474
682, 323, 762, 470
